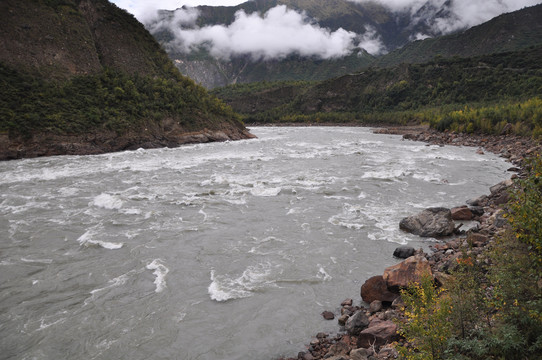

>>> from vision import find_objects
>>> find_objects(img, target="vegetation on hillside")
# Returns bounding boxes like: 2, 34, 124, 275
396, 156, 542, 359
0, 0, 244, 140
214, 45, 542, 137
0, 62, 241, 137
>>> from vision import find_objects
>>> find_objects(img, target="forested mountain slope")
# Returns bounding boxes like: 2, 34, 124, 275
0, 0, 252, 160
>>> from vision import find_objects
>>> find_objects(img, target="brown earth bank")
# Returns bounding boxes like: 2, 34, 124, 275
0, 121, 256, 161
278, 126, 541, 360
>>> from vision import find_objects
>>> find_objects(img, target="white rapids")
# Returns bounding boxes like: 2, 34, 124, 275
0, 127, 511, 359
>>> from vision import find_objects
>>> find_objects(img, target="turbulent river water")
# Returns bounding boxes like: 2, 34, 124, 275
0, 127, 512, 360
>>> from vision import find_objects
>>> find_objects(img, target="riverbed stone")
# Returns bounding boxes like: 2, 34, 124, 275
451, 206, 474, 220
322, 311, 335, 320
357, 320, 398, 349
350, 348, 373, 360
360, 275, 399, 304
345, 310, 370, 336
369, 300, 383, 314
393, 245, 415, 259
399, 207, 455, 237
383, 254, 432, 291
326, 341, 351, 357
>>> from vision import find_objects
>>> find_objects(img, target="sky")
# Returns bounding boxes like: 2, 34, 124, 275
111, 0, 541, 60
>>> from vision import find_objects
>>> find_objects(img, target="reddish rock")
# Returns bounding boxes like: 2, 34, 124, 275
357, 320, 398, 349
467, 233, 489, 247
360, 275, 399, 304
327, 341, 351, 357
350, 348, 374, 360
322, 311, 335, 320
451, 206, 474, 220
383, 255, 432, 291
341, 298, 353, 306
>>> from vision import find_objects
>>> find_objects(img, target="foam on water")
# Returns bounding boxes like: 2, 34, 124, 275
77, 227, 124, 250
250, 186, 282, 197
208, 263, 277, 302
328, 203, 366, 230
316, 265, 332, 281
146, 259, 169, 293
91, 193, 123, 210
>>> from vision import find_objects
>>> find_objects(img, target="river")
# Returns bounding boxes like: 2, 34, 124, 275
0, 127, 511, 360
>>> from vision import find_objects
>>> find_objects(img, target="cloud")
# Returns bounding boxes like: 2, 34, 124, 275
110, 0, 246, 22
145, 6, 201, 31
357, 26, 387, 55
147, 5, 386, 60
349, 0, 542, 36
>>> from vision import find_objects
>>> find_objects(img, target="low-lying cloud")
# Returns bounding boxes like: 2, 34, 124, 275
350, 0, 541, 36
146, 5, 386, 61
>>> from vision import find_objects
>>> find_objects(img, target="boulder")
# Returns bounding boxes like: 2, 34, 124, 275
350, 348, 373, 360
369, 300, 383, 314
299, 352, 314, 360
322, 311, 335, 320
383, 255, 432, 291
393, 245, 415, 259
338, 314, 349, 326
326, 341, 351, 357
490, 179, 513, 195
451, 206, 474, 220
467, 195, 488, 207
357, 320, 398, 349
360, 275, 399, 304
468, 206, 485, 216
399, 207, 455, 237
345, 310, 370, 336
377, 346, 399, 359
467, 233, 489, 247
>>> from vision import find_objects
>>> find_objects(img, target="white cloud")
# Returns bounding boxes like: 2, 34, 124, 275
429, 0, 541, 34
349, 0, 542, 35
358, 26, 387, 55
152, 5, 383, 60
111, 0, 246, 21
145, 7, 201, 31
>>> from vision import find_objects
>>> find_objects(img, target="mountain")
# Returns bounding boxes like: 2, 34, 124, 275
147, 0, 542, 89
147, 0, 411, 88
212, 44, 542, 126
375, 4, 542, 68
0, 0, 252, 160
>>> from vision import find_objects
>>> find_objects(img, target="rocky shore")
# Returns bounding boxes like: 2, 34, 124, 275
0, 123, 256, 161
279, 127, 540, 360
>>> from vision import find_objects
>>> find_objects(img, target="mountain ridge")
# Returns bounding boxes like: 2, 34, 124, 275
0, 0, 252, 160
148, 1, 542, 88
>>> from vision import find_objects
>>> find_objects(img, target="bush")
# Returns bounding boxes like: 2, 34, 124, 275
397, 275, 453, 360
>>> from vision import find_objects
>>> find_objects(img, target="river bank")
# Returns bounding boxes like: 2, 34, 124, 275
0, 125, 255, 161
279, 127, 541, 360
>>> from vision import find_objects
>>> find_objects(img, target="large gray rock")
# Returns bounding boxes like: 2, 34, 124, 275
399, 207, 455, 237
345, 310, 370, 335
393, 245, 415, 259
